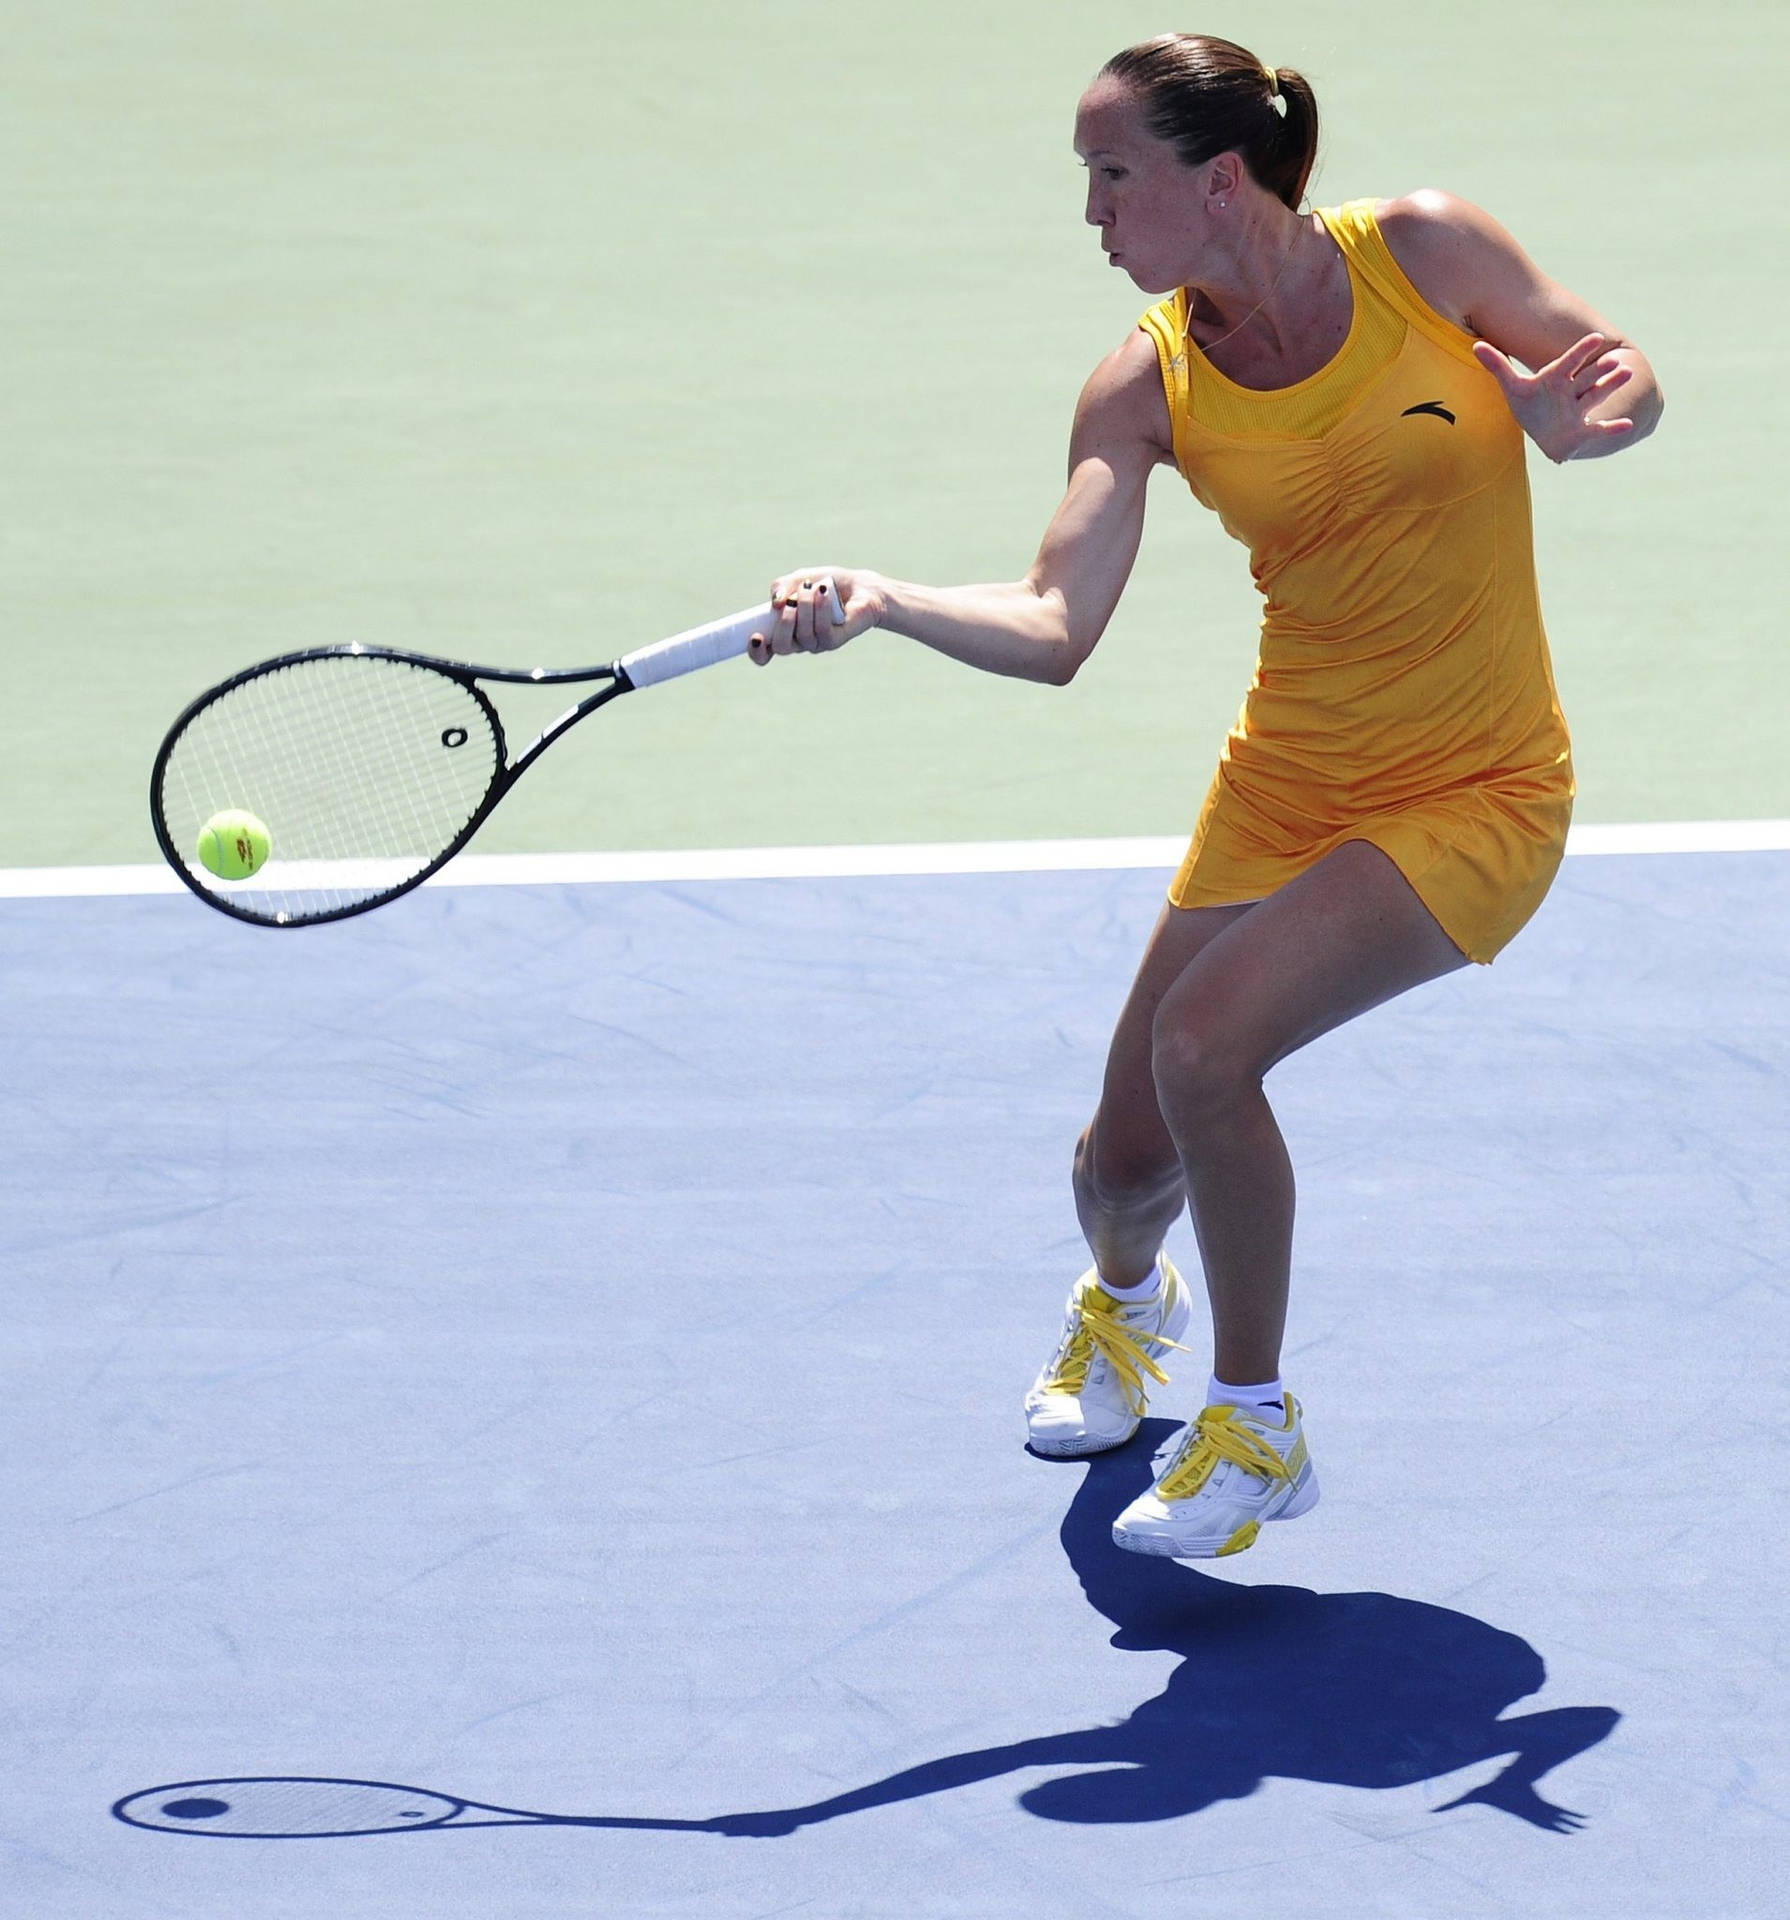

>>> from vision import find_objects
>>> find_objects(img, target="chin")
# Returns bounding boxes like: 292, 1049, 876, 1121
1110, 256, 1175, 295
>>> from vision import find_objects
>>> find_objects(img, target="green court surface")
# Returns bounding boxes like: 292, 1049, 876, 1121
3, 0, 1784, 868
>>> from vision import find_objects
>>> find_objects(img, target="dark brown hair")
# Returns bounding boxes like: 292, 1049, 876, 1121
1100, 34, 1319, 211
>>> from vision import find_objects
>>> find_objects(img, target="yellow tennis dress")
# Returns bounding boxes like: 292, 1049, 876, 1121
1138, 199, 1574, 964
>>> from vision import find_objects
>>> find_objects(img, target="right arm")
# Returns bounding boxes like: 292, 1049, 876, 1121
750, 328, 1175, 685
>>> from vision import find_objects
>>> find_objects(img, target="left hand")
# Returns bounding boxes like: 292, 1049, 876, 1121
1472, 331, 1635, 464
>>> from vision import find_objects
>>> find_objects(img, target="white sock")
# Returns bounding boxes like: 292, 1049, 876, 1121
1208, 1374, 1287, 1422
1097, 1255, 1162, 1303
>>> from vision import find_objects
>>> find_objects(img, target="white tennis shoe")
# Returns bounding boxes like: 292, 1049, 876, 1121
1112, 1394, 1318, 1559
1024, 1256, 1192, 1456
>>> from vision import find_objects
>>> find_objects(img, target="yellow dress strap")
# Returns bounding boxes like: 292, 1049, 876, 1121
1319, 199, 1482, 367
1137, 291, 1198, 480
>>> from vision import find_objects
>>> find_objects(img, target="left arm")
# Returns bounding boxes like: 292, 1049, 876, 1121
1377, 189, 1663, 463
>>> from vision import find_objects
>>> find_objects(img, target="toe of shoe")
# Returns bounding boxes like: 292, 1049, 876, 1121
1026, 1398, 1133, 1455
1111, 1499, 1186, 1556
1111, 1493, 1172, 1536
1111, 1492, 1240, 1559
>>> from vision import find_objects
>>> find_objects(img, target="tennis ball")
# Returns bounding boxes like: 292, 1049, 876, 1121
196, 809, 272, 880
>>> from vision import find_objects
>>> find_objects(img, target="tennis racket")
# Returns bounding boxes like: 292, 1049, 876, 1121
149, 581, 844, 928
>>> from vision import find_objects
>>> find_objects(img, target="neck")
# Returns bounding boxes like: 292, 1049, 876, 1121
1186, 202, 1312, 341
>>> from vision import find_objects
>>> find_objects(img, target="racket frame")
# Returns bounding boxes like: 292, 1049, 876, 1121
149, 644, 638, 929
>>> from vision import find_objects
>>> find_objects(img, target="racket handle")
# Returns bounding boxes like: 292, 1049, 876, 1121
616, 578, 845, 690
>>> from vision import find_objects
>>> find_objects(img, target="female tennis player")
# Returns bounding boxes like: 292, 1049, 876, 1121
750, 32, 1661, 1560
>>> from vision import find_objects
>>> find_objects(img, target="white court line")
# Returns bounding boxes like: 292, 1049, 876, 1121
3, 820, 1788, 901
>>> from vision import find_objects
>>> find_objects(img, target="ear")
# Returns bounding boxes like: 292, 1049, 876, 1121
1203, 150, 1245, 206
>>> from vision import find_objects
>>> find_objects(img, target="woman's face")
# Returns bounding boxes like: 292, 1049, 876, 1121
1074, 80, 1220, 294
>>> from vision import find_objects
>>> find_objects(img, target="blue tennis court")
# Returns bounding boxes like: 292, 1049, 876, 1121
4, 847, 1784, 1917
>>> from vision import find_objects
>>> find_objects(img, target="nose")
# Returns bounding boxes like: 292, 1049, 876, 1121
1084, 182, 1110, 229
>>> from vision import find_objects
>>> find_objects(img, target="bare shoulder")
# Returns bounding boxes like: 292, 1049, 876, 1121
1375, 189, 1632, 365
1071, 325, 1177, 469
1373, 189, 1527, 332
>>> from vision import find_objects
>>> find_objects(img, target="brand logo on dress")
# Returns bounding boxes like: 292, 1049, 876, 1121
1402, 401, 1457, 424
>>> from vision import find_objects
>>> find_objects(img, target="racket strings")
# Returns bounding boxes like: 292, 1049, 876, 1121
159, 656, 502, 923
211, 665, 477, 857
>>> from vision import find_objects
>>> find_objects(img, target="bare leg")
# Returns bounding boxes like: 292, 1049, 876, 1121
1073, 899, 1252, 1289
1149, 841, 1468, 1382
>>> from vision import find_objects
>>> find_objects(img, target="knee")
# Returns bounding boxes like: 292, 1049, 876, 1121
1149, 1009, 1259, 1133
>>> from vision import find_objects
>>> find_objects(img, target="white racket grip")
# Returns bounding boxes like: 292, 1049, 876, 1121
616, 578, 844, 690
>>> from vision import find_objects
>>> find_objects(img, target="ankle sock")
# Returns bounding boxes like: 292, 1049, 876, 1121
1208, 1374, 1286, 1422
1097, 1257, 1162, 1304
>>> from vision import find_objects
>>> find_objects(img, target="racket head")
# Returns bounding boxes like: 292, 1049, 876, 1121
112, 1776, 474, 1837
150, 648, 508, 927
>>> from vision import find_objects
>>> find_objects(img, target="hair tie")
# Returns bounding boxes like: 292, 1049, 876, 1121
1263, 65, 1287, 117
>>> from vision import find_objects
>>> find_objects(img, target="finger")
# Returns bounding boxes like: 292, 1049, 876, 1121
1553, 331, 1608, 382
816, 578, 849, 648
1471, 339, 1525, 394
1562, 417, 1636, 459
793, 576, 820, 649
770, 592, 800, 655
753, 589, 799, 661
805, 576, 843, 649
1570, 355, 1612, 392
748, 591, 783, 664
1580, 363, 1633, 401
805, 585, 838, 652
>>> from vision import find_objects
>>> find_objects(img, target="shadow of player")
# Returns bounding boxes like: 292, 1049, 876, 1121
711, 1421, 1618, 1837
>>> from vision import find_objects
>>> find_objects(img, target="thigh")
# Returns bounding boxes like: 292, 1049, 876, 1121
1087, 895, 1255, 1182
1154, 838, 1470, 1084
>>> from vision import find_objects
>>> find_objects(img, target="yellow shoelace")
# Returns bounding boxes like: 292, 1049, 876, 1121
1155, 1405, 1292, 1502
1046, 1286, 1188, 1419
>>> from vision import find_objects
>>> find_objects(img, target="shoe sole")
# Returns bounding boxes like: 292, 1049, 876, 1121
1026, 1422, 1140, 1458
1111, 1468, 1320, 1560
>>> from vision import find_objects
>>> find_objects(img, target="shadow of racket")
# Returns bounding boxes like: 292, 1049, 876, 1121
112, 1776, 717, 1839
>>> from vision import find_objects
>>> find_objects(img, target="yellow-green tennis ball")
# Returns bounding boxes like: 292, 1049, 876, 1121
196, 809, 272, 880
